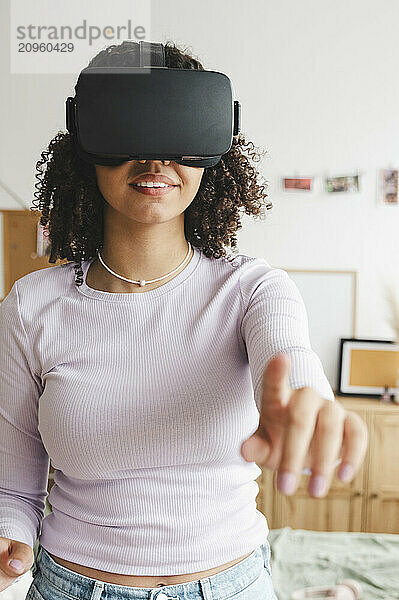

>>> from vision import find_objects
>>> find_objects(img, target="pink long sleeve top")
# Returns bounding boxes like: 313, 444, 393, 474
0, 246, 334, 575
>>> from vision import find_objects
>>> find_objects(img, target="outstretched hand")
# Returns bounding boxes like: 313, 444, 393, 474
240, 353, 369, 498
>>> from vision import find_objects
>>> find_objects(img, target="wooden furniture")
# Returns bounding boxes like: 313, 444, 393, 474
1, 209, 67, 301
255, 396, 399, 534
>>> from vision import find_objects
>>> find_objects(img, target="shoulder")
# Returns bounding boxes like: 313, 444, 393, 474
16, 261, 74, 289
224, 253, 295, 303
200, 250, 297, 308
10, 261, 77, 317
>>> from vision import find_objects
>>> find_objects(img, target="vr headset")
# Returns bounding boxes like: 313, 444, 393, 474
65, 40, 241, 168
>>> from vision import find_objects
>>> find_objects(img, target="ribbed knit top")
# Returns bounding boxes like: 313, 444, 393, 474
0, 246, 334, 575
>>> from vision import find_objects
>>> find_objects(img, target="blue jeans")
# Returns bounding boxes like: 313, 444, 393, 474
27, 541, 278, 599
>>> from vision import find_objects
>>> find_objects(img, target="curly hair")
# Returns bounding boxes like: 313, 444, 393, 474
31, 40, 272, 287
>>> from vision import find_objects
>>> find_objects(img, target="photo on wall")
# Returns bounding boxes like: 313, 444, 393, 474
325, 174, 360, 193
282, 177, 313, 192
378, 168, 398, 206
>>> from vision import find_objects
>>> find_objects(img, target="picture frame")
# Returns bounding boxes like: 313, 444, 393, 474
378, 168, 398, 206
325, 174, 360, 193
281, 176, 313, 192
337, 338, 399, 397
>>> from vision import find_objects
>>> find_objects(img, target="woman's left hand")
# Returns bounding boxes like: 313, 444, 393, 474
240, 352, 369, 498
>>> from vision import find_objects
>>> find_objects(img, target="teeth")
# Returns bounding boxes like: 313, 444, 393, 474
134, 182, 171, 188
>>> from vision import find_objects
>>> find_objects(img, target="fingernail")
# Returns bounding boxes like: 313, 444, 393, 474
339, 463, 354, 482
277, 471, 297, 494
9, 559, 24, 572
242, 437, 260, 459
309, 474, 326, 496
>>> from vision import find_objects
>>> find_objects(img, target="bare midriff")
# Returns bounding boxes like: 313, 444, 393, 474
47, 550, 254, 587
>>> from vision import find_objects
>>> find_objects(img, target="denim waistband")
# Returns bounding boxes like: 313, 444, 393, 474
31, 540, 272, 600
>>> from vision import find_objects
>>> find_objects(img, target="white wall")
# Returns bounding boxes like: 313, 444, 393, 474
1, 0, 398, 340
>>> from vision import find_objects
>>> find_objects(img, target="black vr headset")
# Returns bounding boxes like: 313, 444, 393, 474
65, 40, 241, 169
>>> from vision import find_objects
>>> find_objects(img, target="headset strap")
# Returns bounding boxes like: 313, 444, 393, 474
139, 41, 166, 67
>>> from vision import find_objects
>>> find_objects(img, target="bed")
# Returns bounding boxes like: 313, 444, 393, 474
267, 527, 399, 600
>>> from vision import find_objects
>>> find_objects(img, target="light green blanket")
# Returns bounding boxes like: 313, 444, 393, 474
267, 527, 399, 600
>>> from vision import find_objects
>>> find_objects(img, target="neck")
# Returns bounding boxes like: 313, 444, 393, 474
94, 240, 192, 293
94, 208, 192, 291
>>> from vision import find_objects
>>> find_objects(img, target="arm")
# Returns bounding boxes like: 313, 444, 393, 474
0, 281, 50, 549
239, 262, 368, 498
239, 264, 334, 413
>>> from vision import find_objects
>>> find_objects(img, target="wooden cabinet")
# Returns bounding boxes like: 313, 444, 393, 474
1, 209, 67, 301
255, 396, 399, 534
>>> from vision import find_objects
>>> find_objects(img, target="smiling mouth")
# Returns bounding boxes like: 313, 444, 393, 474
129, 184, 177, 188
128, 183, 179, 195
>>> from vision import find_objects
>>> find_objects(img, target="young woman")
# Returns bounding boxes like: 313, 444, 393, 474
0, 40, 367, 600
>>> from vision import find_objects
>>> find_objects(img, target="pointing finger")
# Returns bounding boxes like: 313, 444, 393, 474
261, 352, 292, 411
